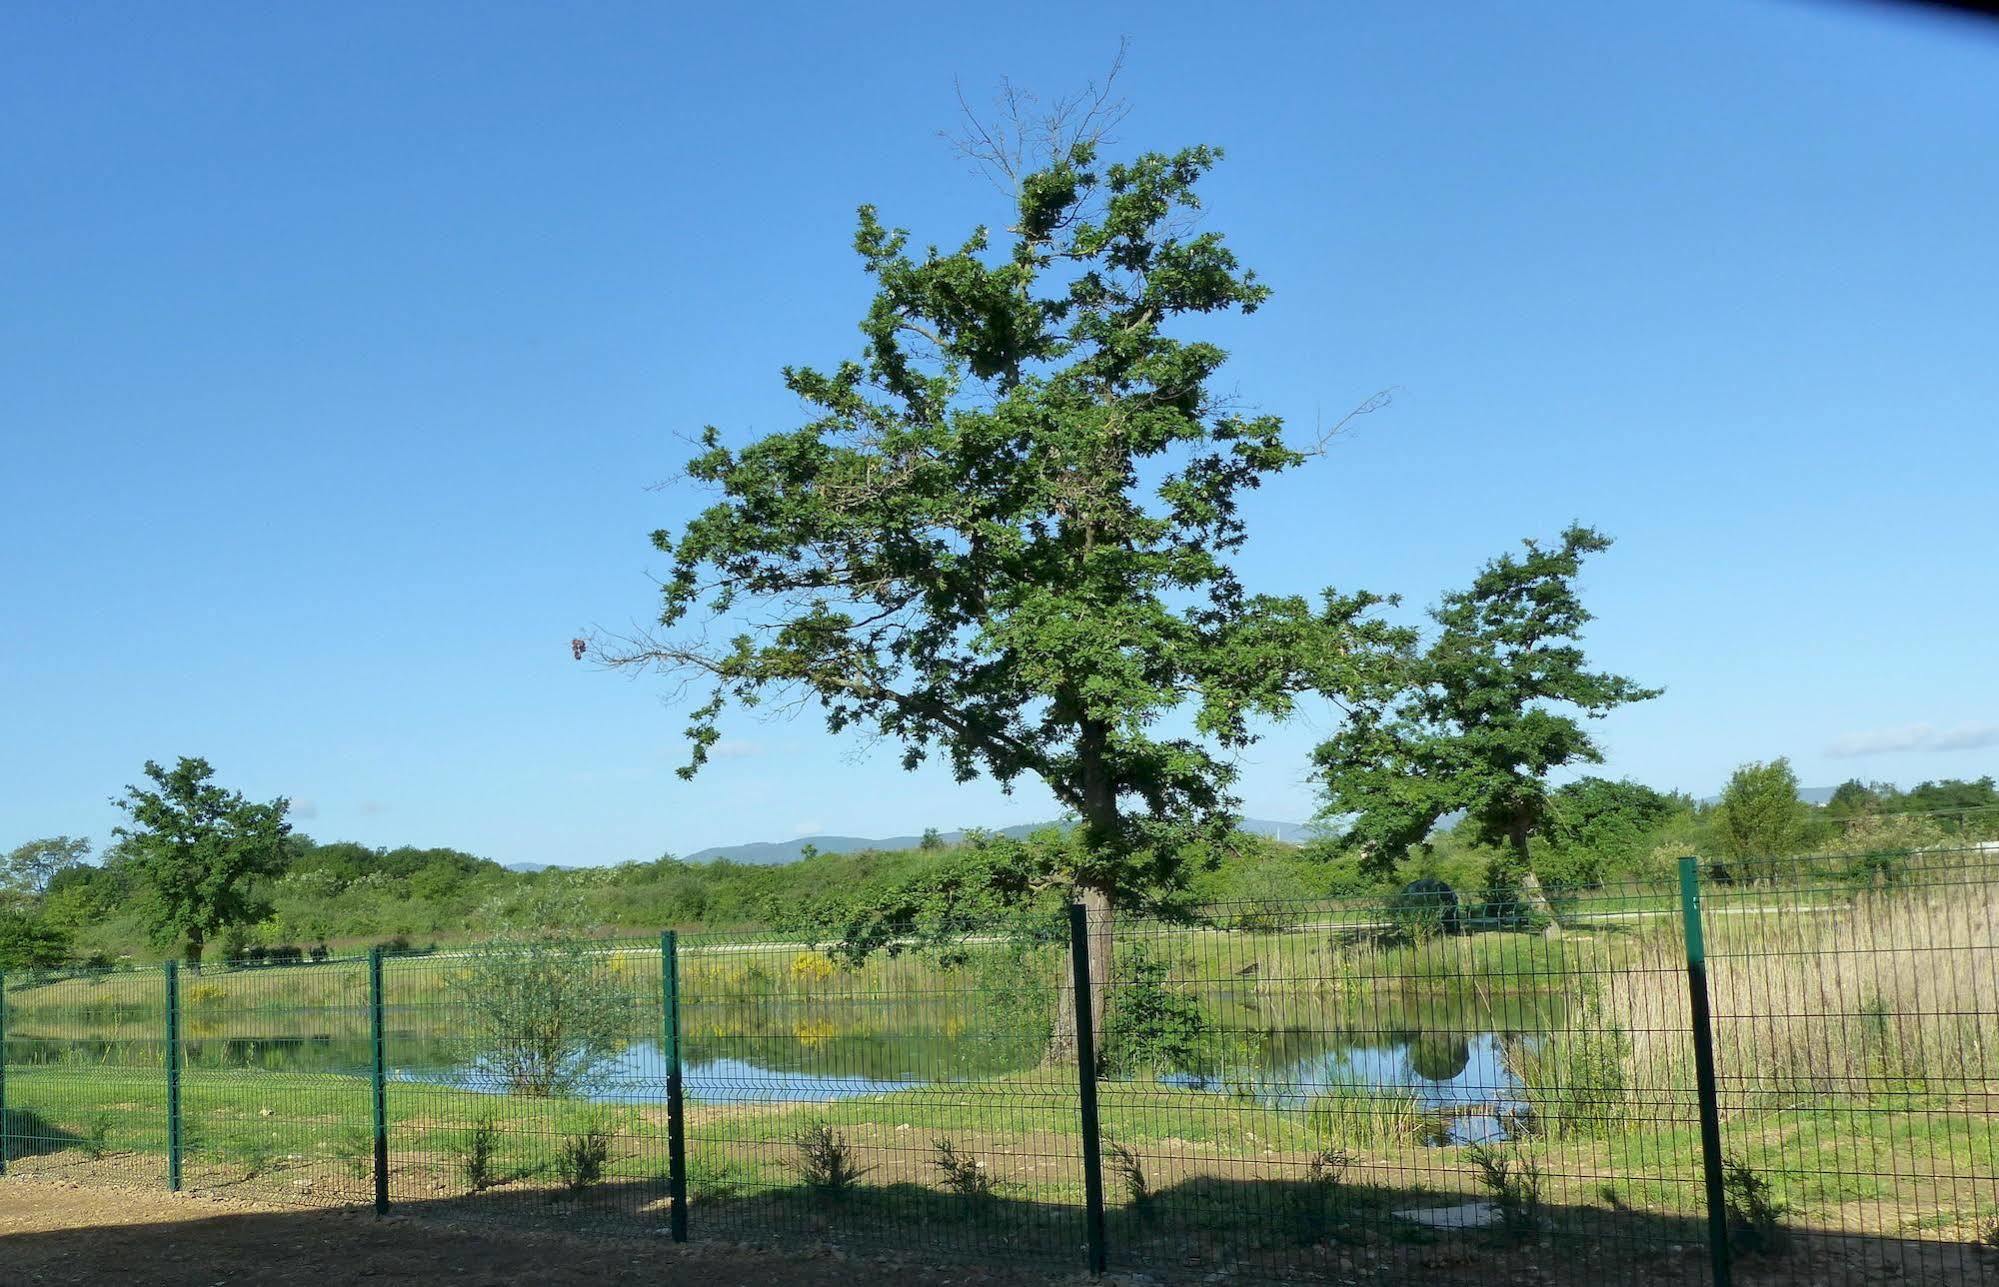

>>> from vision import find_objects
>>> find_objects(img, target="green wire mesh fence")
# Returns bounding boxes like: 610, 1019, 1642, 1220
4, 848, 1998, 1285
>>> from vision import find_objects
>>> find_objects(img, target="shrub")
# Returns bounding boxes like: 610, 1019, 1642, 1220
1500, 997, 1629, 1139
451, 896, 634, 1097
1101, 942, 1210, 1079
791, 1121, 869, 1197
1466, 1143, 1542, 1242
332, 1126, 373, 1180
555, 1123, 612, 1191
1722, 1155, 1788, 1255
82, 1112, 114, 1161
931, 1137, 999, 1200
456, 1117, 499, 1192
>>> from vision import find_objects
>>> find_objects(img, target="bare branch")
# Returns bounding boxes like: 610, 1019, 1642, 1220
1300, 387, 1399, 457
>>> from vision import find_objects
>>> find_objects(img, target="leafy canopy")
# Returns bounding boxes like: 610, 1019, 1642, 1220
1, 835, 92, 898
111, 757, 292, 964
1313, 526, 1659, 872
604, 129, 1400, 900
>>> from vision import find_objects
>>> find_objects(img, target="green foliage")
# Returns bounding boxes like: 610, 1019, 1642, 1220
1, 836, 91, 898
790, 1121, 869, 1197
555, 1120, 612, 1190
930, 1137, 1000, 1199
1501, 998, 1629, 1140
111, 757, 291, 966
1308, 1082, 1431, 1150
1539, 778, 1692, 889
1100, 942, 1209, 1079
82, 1111, 115, 1161
455, 1116, 500, 1191
452, 892, 634, 1097
595, 103, 1404, 926
1710, 759, 1816, 881
0, 907, 71, 970
1466, 1143, 1543, 1242
1313, 527, 1659, 877
1721, 1154, 1788, 1254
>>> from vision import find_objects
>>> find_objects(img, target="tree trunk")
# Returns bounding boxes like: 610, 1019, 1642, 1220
1509, 814, 1562, 938
1046, 717, 1119, 1067
184, 930, 205, 973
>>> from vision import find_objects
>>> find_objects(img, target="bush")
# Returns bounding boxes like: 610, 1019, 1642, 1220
1101, 942, 1210, 1079
1722, 1155, 1788, 1255
1500, 997, 1629, 1139
452, 908, 634, 1097
456, 1117, 499, 1192
931, 1138, 999, 1199
1467, 1143, 1542, 1242
791, 1121, 869, 1197
1105, 1139, 1153, 1218
555, 1123, 612, 1191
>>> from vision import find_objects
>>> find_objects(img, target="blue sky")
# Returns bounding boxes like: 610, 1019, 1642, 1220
3, 1, 1994, 867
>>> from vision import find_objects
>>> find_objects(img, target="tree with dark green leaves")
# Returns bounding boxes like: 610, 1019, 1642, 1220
595, 82, 1403, 1049
1311, 527, 1659, 907
111, 757, 292, 967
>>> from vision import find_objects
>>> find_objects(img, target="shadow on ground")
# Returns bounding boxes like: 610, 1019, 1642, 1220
5, 1168, 1996, 1286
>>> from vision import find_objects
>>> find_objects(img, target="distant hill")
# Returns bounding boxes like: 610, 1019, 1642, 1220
680, 817, 1317, 866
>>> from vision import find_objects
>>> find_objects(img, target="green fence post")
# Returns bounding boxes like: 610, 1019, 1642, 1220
370, 947, 389, 1215
662, 931, 688, 1242
1, 968, 10, 1176
1067, 902, 1107, 1277
1679, 856, 1733, 1287
164, 960, 183, 1191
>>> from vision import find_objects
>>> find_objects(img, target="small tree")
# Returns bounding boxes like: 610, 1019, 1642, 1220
1, 836, 92, 899
1710, 759, 1814, 882
112, 758, 291, 968
1312, 527, 1659, 906
0, 907, 71, 970
452, 890, 633, 1097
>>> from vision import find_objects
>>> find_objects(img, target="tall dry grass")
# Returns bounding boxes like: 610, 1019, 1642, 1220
1618, 877, 1999, 1108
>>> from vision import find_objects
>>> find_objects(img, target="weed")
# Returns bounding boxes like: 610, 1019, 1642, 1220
1466, 1143, 1542, 1242
1980, 1217, 1999, 1252
332, 1125, 373, 1179
1722, 1154, 1788, 1255
225, 1133, 280, 1181
791, 1121, 869, 1197
1104, 1139, 1153, 1219
455, 1116, 500, 1192
556, 1124, 612, 1190
81, 1112, 114, 1160
931, 1137, 999, 1200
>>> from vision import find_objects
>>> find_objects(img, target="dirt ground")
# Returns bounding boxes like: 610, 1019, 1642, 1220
4, 1176, 1996, 1286
0, 1178, 1072, 1286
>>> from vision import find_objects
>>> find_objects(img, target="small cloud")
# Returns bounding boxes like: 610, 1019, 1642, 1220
357, 799, 390, 816
1827, 722, 1999, 758
791, 821, 824, 837
710, 739, 763, 760
290, 798, 319, 820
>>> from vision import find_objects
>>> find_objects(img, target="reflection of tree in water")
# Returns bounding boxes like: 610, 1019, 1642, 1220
1406, 1031, 1472, 1082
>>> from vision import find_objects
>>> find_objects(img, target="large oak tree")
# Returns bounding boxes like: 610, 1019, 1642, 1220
598, 89, 1403, 1050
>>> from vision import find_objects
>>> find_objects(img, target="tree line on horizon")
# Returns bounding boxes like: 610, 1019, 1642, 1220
3, 761, 1993, 972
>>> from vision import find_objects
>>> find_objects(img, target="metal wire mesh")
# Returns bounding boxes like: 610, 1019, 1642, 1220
1702, 848, 1999, 1284
672, 918, 1088, 1267
0, 963, 168, 1188
6, 855, 1999, 1285
174, 954, 374, 1203
1096, 881, 1710, 1283
380, 936, 673, 1231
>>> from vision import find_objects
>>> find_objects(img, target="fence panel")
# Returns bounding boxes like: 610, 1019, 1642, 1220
1703, 849, 1999, 1284
0, 963, 169, 1188
1100, 881, 1711, 1283
377, 937, 672, 1230
674, 920, 1088, 1268
172, 954, 372, 1203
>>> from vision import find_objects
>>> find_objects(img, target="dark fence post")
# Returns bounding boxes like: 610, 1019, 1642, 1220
369, 947, 389, 1215
1067, 902, 1107, 1277
1, 968, 9, 1176
662, 930, 688, 1242
1678, 856, 1733, 1287
164, 960, 182, 1191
